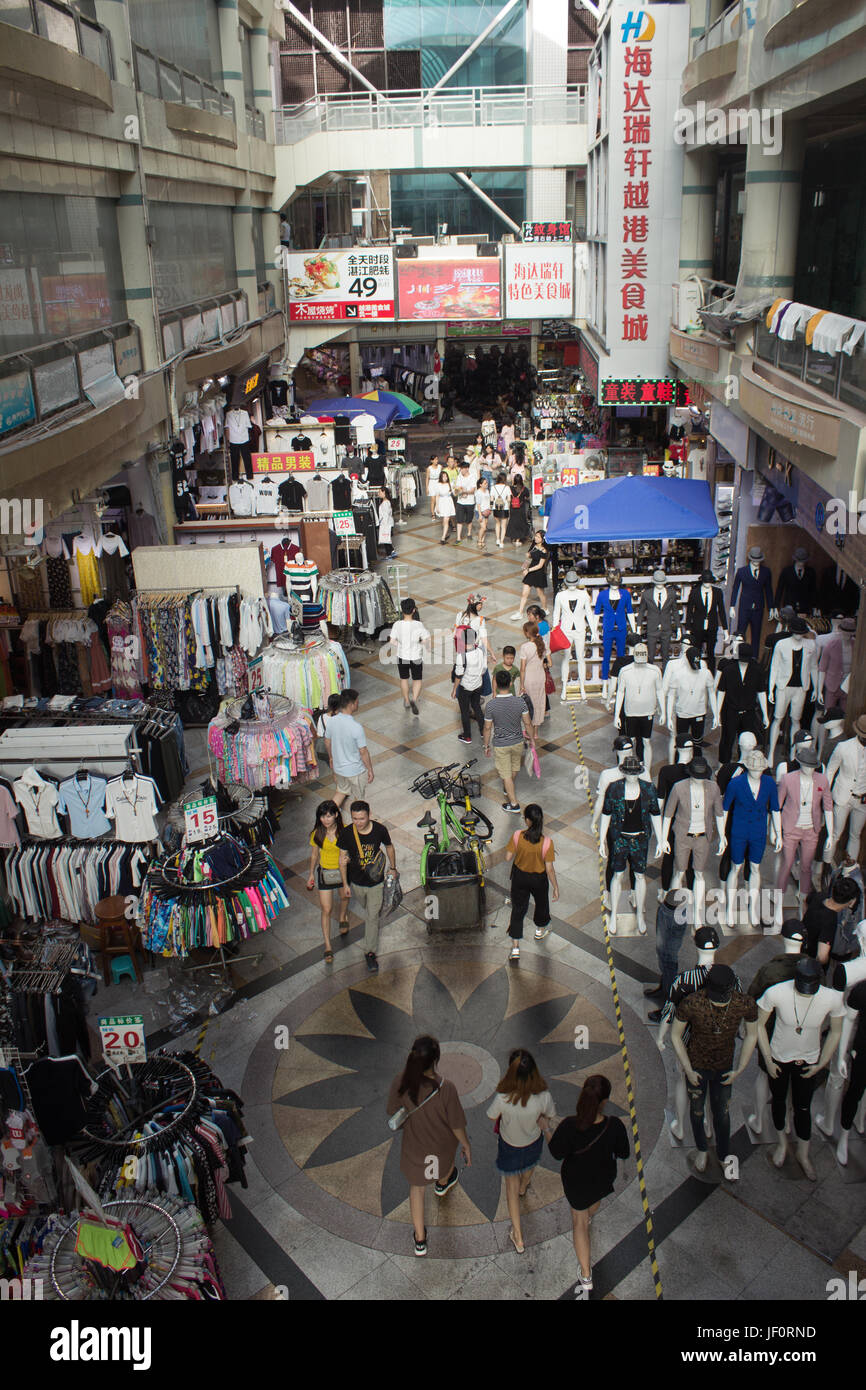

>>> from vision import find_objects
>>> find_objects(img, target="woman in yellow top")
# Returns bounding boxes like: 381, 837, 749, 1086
307, 800, 349, 962
504, 804, 558, 962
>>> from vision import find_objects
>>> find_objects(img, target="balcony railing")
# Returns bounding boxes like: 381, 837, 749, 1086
755, 316, 866, 414
132, 44, 235, 123
274, 84, 587, 145
158, 290, 249, 360
0, 320, 141, 439
1, 0, 113, 75
691, 0, 742, 59
246, 105, 266, 140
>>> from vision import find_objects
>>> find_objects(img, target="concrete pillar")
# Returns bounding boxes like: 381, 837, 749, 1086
685, 0, 712, 40
249, 22, 274, 125
233, 180, 259, 316
678, 147, 715, 278
845, 601, 866, 734
92, 0, 133, 82
116, 170, 161, 372
735, 118, 805, 302
348, 340, 361, 396
216, 0, 246, 120
156, 457, 178, 544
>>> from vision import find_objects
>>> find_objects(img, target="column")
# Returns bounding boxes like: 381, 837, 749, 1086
92, 0, 133, 81
348, 339, 361, 396
216, 0, 246, 120
735, 118, 805, 302
678, 148, 715, 278
233, 184, 259, 316
116, 171, 161, 373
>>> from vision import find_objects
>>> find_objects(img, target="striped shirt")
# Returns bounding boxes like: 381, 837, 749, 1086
660, 965, 743, 1027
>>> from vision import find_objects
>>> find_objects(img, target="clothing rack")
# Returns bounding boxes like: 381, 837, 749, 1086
9, 942, 81, 995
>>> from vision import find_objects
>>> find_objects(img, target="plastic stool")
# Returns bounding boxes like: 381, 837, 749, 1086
110, 954, 136, 985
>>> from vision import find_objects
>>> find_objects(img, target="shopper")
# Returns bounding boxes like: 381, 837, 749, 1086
324, 688, 374, 808
475, 476, 492, 551
306, 800, 349, 963
386, 1035, 471, 1256
493, 645, 520, 694
504, 804, 558, 960
506, 475, 531, 547
452, 628, 487, 745
541, 1075, 630, 1294
481, 409, 498, 449
487, 1049, 555, 1252
484, 669, 537, 812
491, 472, 512, 549
512, 530, 549, 621
435, 469, 455, 544
481, 445, 499, 486
455, 593, 489, 656
377, 485, 394, 557
337, 800, 396, 973
527, 604, 551, 641
802, 877, 861, 964
519, 621, 548, 732
389, 597, 430, 714
426, 454, 440, 518
454, 462, 476, 543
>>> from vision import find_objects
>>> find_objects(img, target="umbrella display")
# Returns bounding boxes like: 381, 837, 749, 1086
303, 396, 400, 428
360, 389, 424, 419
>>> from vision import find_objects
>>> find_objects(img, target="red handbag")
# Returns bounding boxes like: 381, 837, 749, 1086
549, 625, 570, 653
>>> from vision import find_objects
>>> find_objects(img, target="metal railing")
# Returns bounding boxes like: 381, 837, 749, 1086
755, 317, 866, 413
0, 320, 140, 439
132, 44, 235, 123
158, 290, 249, 359
1, 0, 113, 76
246, 105, 266, 140
691, 0, 742, 59
274, 83, 587, 145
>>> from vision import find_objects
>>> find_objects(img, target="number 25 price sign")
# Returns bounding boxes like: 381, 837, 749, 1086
99, 1015, 146, 1067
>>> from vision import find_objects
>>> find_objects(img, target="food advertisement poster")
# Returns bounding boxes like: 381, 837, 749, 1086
286, 249, 395, 321
397, 258, 501, 320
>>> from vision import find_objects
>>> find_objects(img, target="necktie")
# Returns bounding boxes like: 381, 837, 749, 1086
752, 567, 758, 580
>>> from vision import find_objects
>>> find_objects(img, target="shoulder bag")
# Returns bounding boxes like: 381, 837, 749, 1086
388, 1081, 441, 1132
572, 1116, 610, 1155
353, 823, 387, 885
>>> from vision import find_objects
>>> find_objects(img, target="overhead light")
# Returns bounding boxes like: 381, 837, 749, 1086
218, 375, 230, 386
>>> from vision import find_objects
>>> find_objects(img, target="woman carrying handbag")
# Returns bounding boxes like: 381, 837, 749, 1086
306, 800, 349, 963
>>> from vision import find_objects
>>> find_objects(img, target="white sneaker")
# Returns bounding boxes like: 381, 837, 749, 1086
534, 926, 550, 940
509, 945, 520, 961
509, 611, 524, 620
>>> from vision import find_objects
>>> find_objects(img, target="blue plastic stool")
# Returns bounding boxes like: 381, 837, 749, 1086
110, 954, 136, 985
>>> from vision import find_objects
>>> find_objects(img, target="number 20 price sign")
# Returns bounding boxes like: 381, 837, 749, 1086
99, 1015, 146, 1067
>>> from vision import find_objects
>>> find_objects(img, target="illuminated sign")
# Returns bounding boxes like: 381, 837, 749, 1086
251, 451, 315, 473
521, 221, 573, 244
600, 379, 691, 406
243, 371, 260, 395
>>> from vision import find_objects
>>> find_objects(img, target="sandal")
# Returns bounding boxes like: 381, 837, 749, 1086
509, 1228, 525, 1254
339, 923, 350, 937
324, 949, 334, 963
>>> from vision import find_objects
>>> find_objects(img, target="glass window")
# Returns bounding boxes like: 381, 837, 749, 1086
755, 322, 776, 363
795, 132, 866, 316
150, 203, 237, 313
128, 0, 222, 84
389, 170, 526, 241
384, 0, 525, 89
239, 24, 256, 110
0, 2, 35, 31
840, 348, 866, 412
804, 347, 839, 396
0, 193, 126, 354
777, 334, 805, 377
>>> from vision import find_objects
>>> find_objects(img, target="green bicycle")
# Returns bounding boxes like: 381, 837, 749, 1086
409, 761, 494, 891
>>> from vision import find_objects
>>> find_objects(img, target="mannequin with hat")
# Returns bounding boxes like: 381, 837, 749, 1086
757, 959, 846, 1178
817, 615, 856, 712
551, 570, 597, 701
746, 919, 808, 1139
661, 757, 725, 927
657, 734, 701, 890
817, 943, 866, 1163
685, 569, 727, 674
826, 715, 866, 860
730, 546, 776, 658
775, 546, 819, 616
776, 747, 834, 908
636, 570, 679, 668
614, 642, 664, 777
715, 634, 769, 766
594, 569, 636, 699
775, 728, 821, 782
671, 963, 759, 1171
815, 706, 846, 769
763, 605, 796, 658
723, 749, 782, 928
599, 757, 662, 936
767, 617, 817, 764
664, 647, 719, 766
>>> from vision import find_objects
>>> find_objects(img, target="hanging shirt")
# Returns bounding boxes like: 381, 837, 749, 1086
254, 477, 280, 515
105, 775, 161, 842
97, 534, 129, 558
305, 475, 332, 511
0, 784, 21, 848
277, 476, 307, 511
14, 770, 62, 839
228, 480, 255, 516
225, 409, 252, 444
352, 413, 377, 446
270, 542, 301, 588
58, 774, 111, 839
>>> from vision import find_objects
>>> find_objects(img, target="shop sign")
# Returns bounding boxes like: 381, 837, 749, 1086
42, 272, 111, 335
445, 321, 530, 337
230, 356, 269, 406
560, 467, 579, 486
99, 1015, 146, 1067
740, 370, 841, 456
504, 245, 574, 318
669, 328, 720, 374
333, 511, 357, 536
286, 249, 395, 321
0, 269, 34, 330
252, 451, 314, 473
522, 221, 573, 244
541, 319, 579, 339
184, 796, 218, 843
0, 370, 36, 434
387, 437, 406, 453
600, 379, 691, 406
398, 258, 500, 321
247, 656, 264, 691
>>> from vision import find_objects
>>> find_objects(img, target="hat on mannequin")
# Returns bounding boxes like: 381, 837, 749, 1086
789, 617, 809, 636
794, 959, 822, 995
694, 926, 720, 950
652, 569, 666, 585
705, 963, 735, 1001
840, 617, 857, 632
563, 569, 579, 586
688, 757, 712, 780
797, 746, 820, 767
744, 749, 768, 774
620, 756, 644, 776
793, 547, 809, 562
748, 546, 764, 563
781, 919, 805, 942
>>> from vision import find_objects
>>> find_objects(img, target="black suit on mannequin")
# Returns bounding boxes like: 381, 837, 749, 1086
686, 583, 727, 673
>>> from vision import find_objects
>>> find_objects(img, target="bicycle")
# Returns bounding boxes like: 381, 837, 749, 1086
408, 761, 493, 892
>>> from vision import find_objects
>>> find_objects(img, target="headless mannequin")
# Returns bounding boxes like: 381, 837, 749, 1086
657, 941, 722, 1144
725, 756, 783, 929
826, 728, 866, 859
552, 574, 597, 701
815, 941, 866, 1157
776, 760, 834, 917
599, 770, 662, 935
768, 630, 816, 762
662, 764, 726, 928
815, 715, 844, 769
665, 647, 718, 766
746, 930, 804, 1139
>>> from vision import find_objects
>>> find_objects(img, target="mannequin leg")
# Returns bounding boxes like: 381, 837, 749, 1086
768, 688, 794, 763
642, 724, 653, 780
560, 651, 571, 700
668, 714, 677, 767
747, 1071, 771, 1136
609, 867, 625, 935
816, 1073, 845, 1138
672, 1072, 687, 1141
776, 829, 800, 894
659, 632, 670, 666
832, 802, 851, 859
846, 804, 866, 860
634, 871, 647, 935
726, 861, 743, 928
693, 870, 706, 927
577, 652, 587, 699
747, 865, 762, 928
768, 1063, 791, 1166
787, 689, 807, 753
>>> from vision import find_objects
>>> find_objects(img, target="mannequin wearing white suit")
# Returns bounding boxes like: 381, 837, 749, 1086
767, 624, 817, 762
552, 572, 597, 701
826, 728, 866, 859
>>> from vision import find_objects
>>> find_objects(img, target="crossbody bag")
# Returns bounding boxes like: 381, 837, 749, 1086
353, 823, 387, 885
388, 1082, 441, 1132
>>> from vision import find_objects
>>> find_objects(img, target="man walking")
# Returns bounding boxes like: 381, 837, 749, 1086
337, 801, 397, 974
325, 688, 374, 808
483, 669, 536, 812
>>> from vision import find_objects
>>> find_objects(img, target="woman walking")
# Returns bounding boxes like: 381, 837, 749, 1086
504, 804, 558, 960
452, 628, 487, 745
491, 472, 512, 549
540, 1075, 630, 1294
390, 596, 429, 713
487, 1049, 555, 1253
387, 1036, 472, 1257
511, 529, 549, 621
377, 485, 394, 557
426, 455, 440, 518
475, 476, 492, 551
505, 475, 531, 547
519, 621, 548, 732
306, 800, 349, 962
435, 469, 455, 544
482, 409, 498, 449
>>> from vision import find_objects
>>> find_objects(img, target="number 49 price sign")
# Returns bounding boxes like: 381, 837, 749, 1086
99, 1015, 146, 1067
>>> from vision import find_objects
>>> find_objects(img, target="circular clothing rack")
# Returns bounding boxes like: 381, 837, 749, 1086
48, 1198, 183, 1301
207, 692, 317, 791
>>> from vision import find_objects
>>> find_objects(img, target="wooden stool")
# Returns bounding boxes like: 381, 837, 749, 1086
80, 896, 145, 986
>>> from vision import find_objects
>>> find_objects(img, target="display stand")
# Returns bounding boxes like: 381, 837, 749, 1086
207, 692, 317, 791
260, 632, 349, 702
316, 568, 398, 653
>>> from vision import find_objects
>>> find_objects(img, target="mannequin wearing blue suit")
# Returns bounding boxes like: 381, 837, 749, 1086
595, 577, 635, 682
730, 550, 775, 657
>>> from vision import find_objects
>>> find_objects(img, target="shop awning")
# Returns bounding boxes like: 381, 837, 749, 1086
304, 395, 400, 427
545, 476, 719, 543
360, 389, 424, 419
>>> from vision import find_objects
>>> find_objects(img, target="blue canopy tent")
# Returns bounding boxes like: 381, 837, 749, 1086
304, 396, 400, 428
544, 476, 719, 543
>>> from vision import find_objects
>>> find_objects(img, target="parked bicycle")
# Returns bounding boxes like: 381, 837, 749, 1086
408, 761, 493, 894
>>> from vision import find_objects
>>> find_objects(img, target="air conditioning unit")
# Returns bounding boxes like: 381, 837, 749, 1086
394, 244, 418, 258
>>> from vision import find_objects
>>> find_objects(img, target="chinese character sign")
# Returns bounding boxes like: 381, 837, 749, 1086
599, 379, 691, 406
503, 245, 574, 319
286, 249, 395, 321
397, 258, 501, 320
521, 221, 573, 244
252, 451, 315, 473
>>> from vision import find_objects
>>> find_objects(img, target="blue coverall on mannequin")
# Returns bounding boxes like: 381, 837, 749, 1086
595, 586, 634, 679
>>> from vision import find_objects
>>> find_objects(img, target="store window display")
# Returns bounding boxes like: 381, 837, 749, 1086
767, 617, 817, 763
225, 407, 253, 481
730, 547, 776, 658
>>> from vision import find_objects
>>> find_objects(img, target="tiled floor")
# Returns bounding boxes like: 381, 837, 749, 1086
102, 493, 866, 1300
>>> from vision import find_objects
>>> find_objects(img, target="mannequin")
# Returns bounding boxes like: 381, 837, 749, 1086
715, 635, 769, 765
767, 617, 817, 763
594, 569, 636, 699
270, 535, 301, 592
636, 570, 679, 667
664, 646, 718, 765
757, 958, 845, 1178
685, 569, 727, 674
775, 546, 819, 615
657, 734, 700, 891
614, 642, 664, 777
552, 570, 597, 701
285, 551, 318, 603
717, 728, 757, 795
815, 932, 866, 1155
817, 616, 855, 712
591, 735, 634, 909
763, 606, 796, 659
655, 928, 735, 1135
746, 918, 806, 1138
662, 757, 725, 927
826, 714, 866, 860
775, 728, 819, 782
776, 746, 834, 907
730, 545, 776, 658
606, 631, 642, 712
723, 749, 782, 929
599, 756, 662, 935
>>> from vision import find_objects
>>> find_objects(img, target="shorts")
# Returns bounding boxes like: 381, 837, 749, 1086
397, 659, 423, 680
317, 866, 343, 890
623, 714, 653, 739
495, 1132, 544, 1175
335, 770, 368, 801
456, 502, 475, 524
729, 827, 767, 866
493, 507, 509, 519
494, 743, 524, 781
610, 832, 649, 876
674, 832, 711, 873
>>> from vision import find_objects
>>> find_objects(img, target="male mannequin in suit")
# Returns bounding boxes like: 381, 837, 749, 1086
775, 547, 819, 615
686, 569, 727, 674
637, 569, 679, 668
826, 713, 866, 859
730, 546, 776, 658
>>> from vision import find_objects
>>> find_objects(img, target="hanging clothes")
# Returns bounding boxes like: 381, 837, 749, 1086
259, 637, 349, 707
208, 702, 318, 790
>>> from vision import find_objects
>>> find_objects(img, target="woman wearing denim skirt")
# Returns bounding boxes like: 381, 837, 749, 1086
487, 1049, 555, 1253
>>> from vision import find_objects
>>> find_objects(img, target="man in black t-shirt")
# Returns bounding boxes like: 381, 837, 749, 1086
337, 800, 396, 973
802, 877, 860, 963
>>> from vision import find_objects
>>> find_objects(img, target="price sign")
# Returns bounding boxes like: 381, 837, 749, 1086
333, 511, 357, 536
560, 467, 579, 487
247, 656, 264, 691
184, 796, 218, 843
99, 1015, 146, 1067
387, 437, 406, 453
